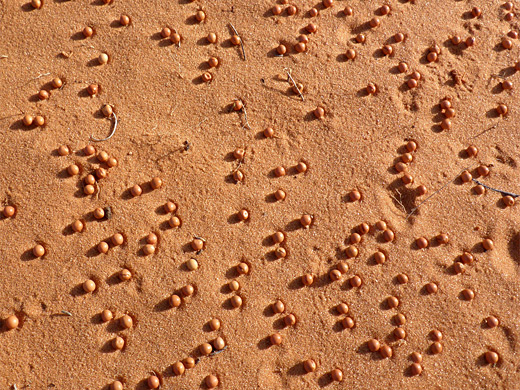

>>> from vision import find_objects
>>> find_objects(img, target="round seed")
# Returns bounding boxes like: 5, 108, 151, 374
83, 279, 96, 293
209, 318, 221, 330
367, 338, 380, 352
169, 294, 181, 307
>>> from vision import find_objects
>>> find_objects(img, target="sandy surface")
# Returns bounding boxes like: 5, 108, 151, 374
1, 0, 520, 389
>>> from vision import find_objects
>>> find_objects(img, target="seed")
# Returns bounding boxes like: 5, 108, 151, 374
358, 223, 370, 234
112, 336, 125, 350
337, 303, 349, 314
453, 262, 465, 274
416, 185, 427, 196
274, 189, 286, 200
185, 258, 198, 271
383, 229, 395, 242
394, 32, 405, 42
150, 177, 162, 190
323, 0, 333, 7
5, 315, 19, 330
505, 2, 514, 11
410, 363, 422, 376
230, 35, 240, 46
111, 233, 124, 246
368, 339, 380, 352
344, 6, 353, 15
440, 99, 452, 110
95, 167, 108, 180
270, 333, 282, 345
169, 216, 181, 228
66, 164, 79, 176
398, 62, 408, 73
200, 342, 213, 355
416, 237, 428, 249
72, 220, 84, 233
397, 273, 408, 284
394, 313, 406, 325
147, 376, 160, 389
142, 244, 155, 256
349, 190, 361, 201
387, 296, 399, 308
83, 279, 96, 293
460, 170, 472, 183
120, 14, 130, 26
169, 294, 181, 307
119, 269, 132, 281
230, 295, 242, 308
101, 104, 113, 117
356, 34, 366, 43
285, 313, 297, 326
394, 327, 406, 339
101, 309, 113, 322
161, 27, 171, 38
195, 10, 206, 22
237, 262, 249, 275
202, 72, 213, 82
497, 104, 508, 116
98, 53, 109, 65
191, 238, 204, 251
369, 17, 380, 28
287, 5, 297, 15
205, 375, 219, 389
461, 252, 474, 264
407, 79, 418, 89
410, 352, 423, 363
182, 284, 195, 297
466, 36, 476, 46
461, 288, 475, 300
298, 35, 309, 44
502, 37, 513, 49
272, 5, 282, 15
2, 206, 15, 218
302, 274, 314, 286
330, 269, 342, 281
51, 77, 63, 89
430, 342, 443, 354
294, 42, 307, 53
33, 244, 45, 257
130, 184, 142, 197
207, 318, 221, 331
505, 12, 514, 21
342, 317, 355, 329
233, 170, 244, 182
474, 185, 485, 195
477, 165, 490, 177
382, 45, 393, 55
485, 351, 499, 364
482, 239, 494, 251
411, 71, 421, 80
374, 251, 386, 264
164, 201, 177, 213
170, 33, 181, 44
272, 300, 285, 313
304, 359, 317, 373
31, 0, 42, 9
184, 357, 196, 369
83, 145, 96, 156
83, 26, 94, 38
172, 361, 185, 376
430, 329, 443, 341
337, 261, 349, 273
212, 337, 226, 351
309, 7, 318, 17
296, 162, 307, 173
23, 115, 34, 126
350, 233, 361, 244
366, 83, 377, 94
503, 195, 515, 206
395, 162, 407, 172
436, 233, 449, 244
502, 80, 513, 90
330, 368, 343, 382
207, 32, 217, 43
350, 275, 362, 287
346, 49, 356, 60
97, 241, 109, 254
472, 6, 481, 17
425, 282, 438, 294
345, 246, 358, 258
111, 381, 123, 390
380, 345, 393, 358
451, 35, 461, 45
306, 23, 317, 33
486, 316, 499, 328
229, 280, 240, 291
38, 89, 49, 100
34, 116, 45, 126
300, 214, 312, 227
427, 52, 438, 62
119, 314, 133, 329
207, 57, 219, 68
238, 209, 249, 221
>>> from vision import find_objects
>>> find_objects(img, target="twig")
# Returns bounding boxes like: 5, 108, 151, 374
209, 345, 228, 356
406, 167, 469, 220
241, 106, 251, 129
61, 310, 72, 316
470, 121, 500, 139
390, 189, 407, 214
90, 112, 118, 142
0, 55, 7, 59
229, 23, 246, 61
472, 179, 520, 198
283, 68, 304, 101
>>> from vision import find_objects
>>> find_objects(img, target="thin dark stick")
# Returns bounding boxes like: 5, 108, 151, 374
284, 68, 304, 101
229, 23, 246, 61
406, 167, 469, 220
91, 113, 118, 142
471, 121, 500, 139
472, 179, 520, 198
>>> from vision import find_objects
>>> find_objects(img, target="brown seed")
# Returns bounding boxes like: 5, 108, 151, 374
83, 279, 96, 293
302, 274, 314, 286
502, 80, 513, 90
387, 296, 399, 308
342, 316, 355, 329
346, 49, 356, 60
306, 23, 317, 33
184, 357, 196, 369
358, 222, 370, 235
33, 244, 45, 257
101, 309, 113, 322
411, 352, 423, 363
374, 251, 386, 264
111, 233, 124, 246
130, 184, 142, 197
51, 77, 63, 89
505, 2, 514, 11
205, 375, 219, 389
66, 164, 79, 176
275, 44, 287, 56
296, 162, 308, 173
34, 115, 45, 126
451, 35, 462, 45
503, 195, 515, 206
229, 280, 240, 292
195, 10, 206, 22
356, 34, 366, 43
344, 6, 353, 16
272, 5, 282, 15
396, 273, 408, 284
84, 185, 96, 195
444, 109, 456, 119
92, 208, 104, 220
230, 35, 241, 45
380, 345, 393, 358
350, 275, 362, 287
369, 17, 380, 28
200, 342, 213, 355
202, 72, 213, 82
314, 106, 325, 118
394, 32, 405, 42
119, 269, 132, 281
461, 289, 475, 300
233, 170, 244, 182
270, 333, 283, 345
230, 295, 242, 308
460, 170, 472, 183
416, 237, 428, 249
349, 190, 361, 201
119, 14, 130, 26
300, 214, 312, 227
486, 316, 499, 328
441, 118, 452, 130
160, 27, 171, 38
5, 315, 19, 330
337, 261, 349, 274
427, 52, 438, 62
430, 342, 443, 354
430, 329, 443, 341
142, 244, 155, 256
485, 351, 499, 364
38, 89, 50, 100
23, 115, 34, 126
382, 45, 393, 55
147, 376, 160, 389
98, 53, 109, 65
170, 33, 181, 44
172, 361, 185, 376
331, 368, 343, 382
169, 294, 181, 307
83, 145, 96, 156
482, 238, 494, 251
287, 5, 297, 15
405, 141, 417, 153
407, 79, 418, 89
323, 0, 333, 7
395, 162, 407, 172
309, 7, 319, 17
337, 303, 349, 314
466, 36, 476, 46
425, 282, 438, 294
502, 37, 513, 49
461, 252, 474, 264
285, 313, 297, 326
295, 42, 307, 53
394, 313, 406, 325
366, 83, 377, 94
274, 166, 286, 177
437, 233, 449, 244
233, 149, 245, 160
471, 6, 481, 17
95, 167, 107, 180
209, 318, 221, 331
415, 185, 427, 196
83, 26, 94, 38
350, 233, 361, 244
2, 206, 15, 218
394, 327, 406, 339
497, 104, 508, 116
120, 314, 133, 329
272, 300, 285, 314
466, 145, 478, 157
272, 231, 285, 244
112, 336, 125, 350
411, 71, 421, 81
477, 165, 490, 178
453, 262, 465, 274
329, 269, 342, 281
236, 262, 249, 275
97, 241, 109, 254
410, 363, 423, 376
345, 246, 358, 258
383, 229, 395, 242
398, 62, 408, 73
401, 153, 413, 163
275, 247, 287, 259
72, 220, 84, 233
304, 359, 317, 373
298, 35, 309, 44
207, 32, 217, 43
507, 12, 516, 21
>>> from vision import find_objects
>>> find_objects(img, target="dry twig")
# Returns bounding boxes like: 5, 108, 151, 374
90, 112, 118, 142
229, 23, 246, 61
283, 68, 304, 101
472, 179, 520, 198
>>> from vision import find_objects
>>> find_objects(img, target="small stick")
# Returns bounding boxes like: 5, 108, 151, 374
229, 23, 246, 61
91, 112, 118, 142
472, 179, 520, 198
0, 55, 7, 59
471, 121, 500, 139
284, 68, 304, 101
61, 310, 72, 316
241, 106, 251, 129
406, 167, 469, 220
209, 345, 228, 356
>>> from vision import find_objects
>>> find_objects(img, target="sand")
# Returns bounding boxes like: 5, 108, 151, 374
0, 0, 520, 388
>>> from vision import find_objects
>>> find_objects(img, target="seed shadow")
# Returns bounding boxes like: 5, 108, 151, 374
498, 66, 517, 78
507, 232, 520, 266
288, 276, 304, 290
153, 297, 173, 312
273, 317, 286, 330
262, 305, 275, 317
491, 83, 503, 95
70, 283, 88, 297
287, 362, 306, 376
86, 58, 101, 67
257, 336, 271, 350
486, 109, 499, 119
317, 373, 333, 387
285, 219, 303, 232
10, 120, 32, 131
20, 248, 37, 261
